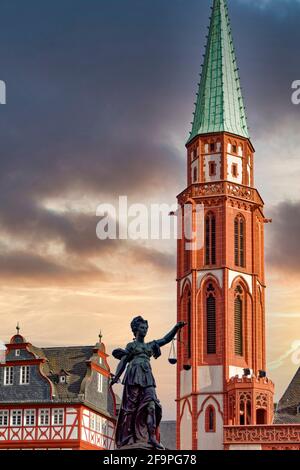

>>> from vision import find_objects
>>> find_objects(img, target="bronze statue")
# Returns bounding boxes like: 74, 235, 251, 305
110, 316, 186, 449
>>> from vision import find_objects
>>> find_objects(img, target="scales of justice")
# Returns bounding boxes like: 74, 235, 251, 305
110, 317, 186, 450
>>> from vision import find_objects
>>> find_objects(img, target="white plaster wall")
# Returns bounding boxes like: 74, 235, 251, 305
180, 399, 193, 450
180, 369, 192, 397
197, 269, 223, 289
227, 154, 243, 184
228, 270, 253, 294
198, 365, 223, 393
198, 395, 224, 450
66, 409, 77, 425
238, 146, 243, 157
228, 366, 253, 379
204, 154, 221, 182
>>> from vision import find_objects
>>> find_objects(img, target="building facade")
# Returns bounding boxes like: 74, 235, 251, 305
176, 0, 300, 451
0, 329, 116, 450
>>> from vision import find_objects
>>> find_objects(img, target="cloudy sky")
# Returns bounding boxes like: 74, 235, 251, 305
0, 0, 300, 419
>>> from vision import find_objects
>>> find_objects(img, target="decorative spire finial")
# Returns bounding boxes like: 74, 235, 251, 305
99, 330, 103, 343
16, 322, 20, 335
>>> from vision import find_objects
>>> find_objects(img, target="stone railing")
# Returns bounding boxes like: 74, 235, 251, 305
178, 181, 264, 206
224, 425, 300, 445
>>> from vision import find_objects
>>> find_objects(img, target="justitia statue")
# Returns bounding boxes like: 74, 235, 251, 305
110, 316, 186, 450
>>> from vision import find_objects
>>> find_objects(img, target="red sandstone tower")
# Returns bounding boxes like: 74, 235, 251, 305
176, 0, 274, 450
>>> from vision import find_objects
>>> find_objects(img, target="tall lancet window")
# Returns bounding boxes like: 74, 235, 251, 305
205, 213, 216, 266
234, 215, 245, 267
234, 286, 244, 356
206, 283, 216, 355
187, 294, 192, 359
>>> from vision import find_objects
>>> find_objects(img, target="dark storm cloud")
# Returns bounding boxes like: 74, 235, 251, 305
0, 0, 298, 282
0, 250, 107, 285
267, 201, 300, 273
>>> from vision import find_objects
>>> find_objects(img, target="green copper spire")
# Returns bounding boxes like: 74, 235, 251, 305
188, 0, 249, 143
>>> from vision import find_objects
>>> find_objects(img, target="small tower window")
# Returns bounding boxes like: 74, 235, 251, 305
205, 406, 216, 432
232, 144, 237, 154
193, 167, 198, 183
205, 213, 216, 265
210, 143, 215, 153
234, 215, 245, 267
297, 405, 300, 415
209, 162, 216, 177
232, 163, 238, 178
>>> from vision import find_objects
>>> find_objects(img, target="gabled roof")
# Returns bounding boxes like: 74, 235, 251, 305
188, 0, 249, 143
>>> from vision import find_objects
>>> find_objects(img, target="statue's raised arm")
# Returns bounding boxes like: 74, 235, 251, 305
155, 321, 186, 347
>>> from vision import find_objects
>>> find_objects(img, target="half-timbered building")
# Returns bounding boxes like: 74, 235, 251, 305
0, 329, 116, 450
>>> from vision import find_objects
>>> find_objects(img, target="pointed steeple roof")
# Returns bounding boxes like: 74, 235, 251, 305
188, 0, 249, 143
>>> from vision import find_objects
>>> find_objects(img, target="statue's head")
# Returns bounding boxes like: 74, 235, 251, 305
131, 316, 148, 339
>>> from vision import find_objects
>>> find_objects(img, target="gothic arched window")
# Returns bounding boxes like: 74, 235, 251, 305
205, 406, 216, 433
206, 283, 216, 355
234, 215, 245, 267
187, 293, 192, 359
205, 213, 216, 266
234, 286, 244, 356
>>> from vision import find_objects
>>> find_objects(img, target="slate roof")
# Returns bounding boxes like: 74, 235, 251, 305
41, 346, 94, 400
188, 0, 249, 143
274, 367, 300, 424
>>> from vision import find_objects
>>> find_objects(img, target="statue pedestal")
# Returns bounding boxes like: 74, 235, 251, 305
117, 442, 165, 451
118, 442, 155, 451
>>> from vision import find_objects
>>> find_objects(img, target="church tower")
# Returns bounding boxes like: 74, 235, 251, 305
176, 0, 274, 450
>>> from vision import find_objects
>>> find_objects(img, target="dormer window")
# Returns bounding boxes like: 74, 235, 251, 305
20, 366, 30, 385
15, 350, 20, 357
4, 367, 14, 386
98, 373, 103, 393
58, 370, 69, 384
